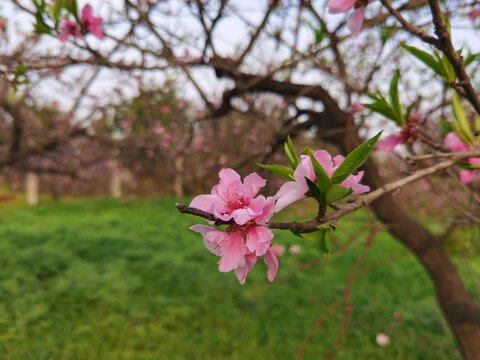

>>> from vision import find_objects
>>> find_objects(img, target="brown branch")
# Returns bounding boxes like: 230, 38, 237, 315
379, 0, 439, 47
176, 149, 480, 230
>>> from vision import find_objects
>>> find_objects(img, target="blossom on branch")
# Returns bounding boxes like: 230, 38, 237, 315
59, 4, 103, 42
326, 0, 376, 37
190, 168, 268, 225
376, 113, 420, 151
274, 150, 369, 212
444, 132, 480, 184
190, 185, 278, 284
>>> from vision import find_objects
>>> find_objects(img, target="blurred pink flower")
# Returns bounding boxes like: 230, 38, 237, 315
444, 132, 480, 184
289, 245, 300, 255
160, 105, 171, 114
0, 19, 5, 32
59, 5, 103, 42
467, 9, 480, 22
161, 134, 172, 148
271, 244, 285, 257
59, 20, 83, 42
190, 168, 270, 225
153, 121, 165, 134
274, 150, 369, 212
82, 5, 104, 39
326, 0, 376, 37
377, 113, 420, 151
204, 160, 215, 168
376, 333, 390, 346
347, 103, 363, 114
393, 311, 401, 321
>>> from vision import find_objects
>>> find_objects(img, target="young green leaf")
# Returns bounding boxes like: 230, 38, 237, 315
364, 93, 403, 125
301, 146, 315, 156
389, 70, 404, 125
452, 93, 475, 145
309, 154, 331, 193
331, 131, 382, 184
257, 164, 294, 180
325, 184, 353, 205
284, 135, 299, 168
457, 162, 480, 171
401, 43, 445, 78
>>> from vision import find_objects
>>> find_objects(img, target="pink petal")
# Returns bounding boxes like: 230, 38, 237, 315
246, 226, 274, 256
342, 170, 370, 194
254, 196, 275, 224
82, 5, 93, 22
242, 172, 267, 202
264, 248, 279, 282
216, 168, 243, 203
326, 0, 356, 13
347, 6, 365, 38
234, 253, 257, 285
274, 180, 308, 213
218, 232, 246, 273
313, 150, 334, 176
445, 132, 470, 151
189, 225, 223, 256
190, 194, 220, 214
332, 155, 344, 168
376, 134, 404, 151
232, 208, 253, 225
460, 170, 474, 185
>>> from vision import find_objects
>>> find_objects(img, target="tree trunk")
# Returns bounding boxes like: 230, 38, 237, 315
25, 172, 39, 205
173, 157, 184, 198
345, 126, 480, 360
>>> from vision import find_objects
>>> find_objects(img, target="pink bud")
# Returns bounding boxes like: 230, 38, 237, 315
289, 245, 300, 255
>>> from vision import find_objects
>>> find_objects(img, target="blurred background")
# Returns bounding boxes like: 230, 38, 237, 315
0, 0, 479, 359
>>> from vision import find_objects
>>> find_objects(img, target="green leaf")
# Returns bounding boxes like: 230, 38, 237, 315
457, 162, 480, 171
401, 43, 446, 78
452, 92, 475, 145
475, 117, 480, 133
331, 131, 382, 184
257, 163, 294, 180
315, 229, 331, 257
438, 120, 453, 134
305, 177, 321, 199
389, 70, 404, 125
284, 135, 299, 169
364, 92, 403, 125
435, 52, 456, 82
325, 184, 353, 204
309, 154, 331, 193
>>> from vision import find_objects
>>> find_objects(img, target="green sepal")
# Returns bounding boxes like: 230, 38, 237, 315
305, 177, 322, 200
325, 184, 353, 205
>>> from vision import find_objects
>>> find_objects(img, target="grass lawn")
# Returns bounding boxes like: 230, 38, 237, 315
0, 197, 475, 359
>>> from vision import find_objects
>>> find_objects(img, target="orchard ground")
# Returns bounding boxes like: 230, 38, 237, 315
0, 197, 478, 359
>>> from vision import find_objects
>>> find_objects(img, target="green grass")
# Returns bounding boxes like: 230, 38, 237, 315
0, 198, 472, 359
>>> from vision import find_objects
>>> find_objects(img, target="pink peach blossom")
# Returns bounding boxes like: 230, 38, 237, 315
82, 5, 104, 39
160, 105, 171, 114
190, 196, 278, 284
467, 9, 480, 22
190, 169, 269, 225
274, 150, 369, 212
444, 132, 480, 184
59, 20, 83, 42
377, 114, 420, 151
376, 333, 390, 346
271, 244, 285, 257
289, 245, 300, 255
347, 103, 363, 114
326, 0, 376, 37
